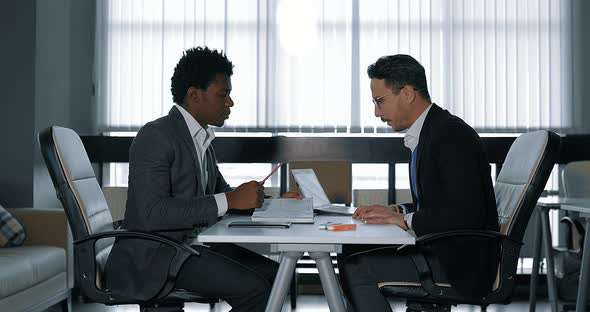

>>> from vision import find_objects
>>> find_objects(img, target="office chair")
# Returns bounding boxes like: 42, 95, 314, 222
560, 161, 590, 253
563, 161, 590, 199
287, 160, 352, 308
39, 126, 218, 312
378, 130, 560, 311
551, 161, 590, 310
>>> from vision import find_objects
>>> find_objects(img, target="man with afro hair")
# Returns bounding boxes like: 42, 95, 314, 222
106, 47, 299, 311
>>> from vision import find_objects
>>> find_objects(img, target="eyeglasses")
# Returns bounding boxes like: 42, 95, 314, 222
371, 86, 419, 109
372, 86, 404, 109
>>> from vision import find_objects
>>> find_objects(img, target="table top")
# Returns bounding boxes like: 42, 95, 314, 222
561, 204, 590, 215
536, 196, 590, 208
197, 215, 416, 245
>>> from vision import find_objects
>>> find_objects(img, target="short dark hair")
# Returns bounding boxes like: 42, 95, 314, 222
367, 54, 431, 102
171, 46, 234, 105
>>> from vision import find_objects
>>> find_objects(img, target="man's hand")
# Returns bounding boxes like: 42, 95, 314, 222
226, 181, 265, 209
352, 205, 398, 218
353, 205, 408, 230
280, 191, 303, 200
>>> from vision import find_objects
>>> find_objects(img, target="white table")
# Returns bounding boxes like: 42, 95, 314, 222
560, 204, 590, 312
198, 215, 415, 312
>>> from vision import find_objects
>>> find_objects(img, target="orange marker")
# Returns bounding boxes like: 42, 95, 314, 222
319, 223, 357, 231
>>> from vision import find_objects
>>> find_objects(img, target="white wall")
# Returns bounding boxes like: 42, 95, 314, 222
33, 0, 95, 208
0, 0, 95, 207
0, 1, 37, 207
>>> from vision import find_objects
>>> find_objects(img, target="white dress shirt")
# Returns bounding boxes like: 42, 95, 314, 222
401, 104, 433, 230
175, 104, 228, 216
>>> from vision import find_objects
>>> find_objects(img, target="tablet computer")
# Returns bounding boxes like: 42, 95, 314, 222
228, 221, 291, 228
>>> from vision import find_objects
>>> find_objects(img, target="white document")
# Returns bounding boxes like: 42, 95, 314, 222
251, 198, 314, 223
291, 168, 356, 216
290, 169, 332, 206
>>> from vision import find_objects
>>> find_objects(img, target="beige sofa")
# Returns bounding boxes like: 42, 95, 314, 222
0, 208, 72, 312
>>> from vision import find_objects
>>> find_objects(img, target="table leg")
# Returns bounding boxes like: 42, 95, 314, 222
309, 251, 346, 312
266, 251, 303, 312
575, 219, 590, 312
530, 207, 543, 312
540, 209, 558, 312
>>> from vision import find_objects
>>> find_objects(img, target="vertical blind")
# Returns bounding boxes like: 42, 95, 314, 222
95, 0, 573, 133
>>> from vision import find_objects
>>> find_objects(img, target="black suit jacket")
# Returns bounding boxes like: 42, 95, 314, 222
105, 106, 232, 300
403, 104, 499, 297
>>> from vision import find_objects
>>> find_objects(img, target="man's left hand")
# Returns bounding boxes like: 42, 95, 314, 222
280, 191, 303, 200
355, 207, 408, 231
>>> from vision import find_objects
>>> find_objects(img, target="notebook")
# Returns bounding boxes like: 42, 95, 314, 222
290, 168, 356, 216
251, 198, 314, 223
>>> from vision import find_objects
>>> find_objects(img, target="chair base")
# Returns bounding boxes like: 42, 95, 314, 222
406, 301, 452, 312
140, 303, 184, 312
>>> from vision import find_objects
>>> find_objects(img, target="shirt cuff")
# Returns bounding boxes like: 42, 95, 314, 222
214, 193, 228, 217
403, 212, 414, 231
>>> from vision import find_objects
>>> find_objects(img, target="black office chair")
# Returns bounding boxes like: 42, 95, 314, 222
550, 161, 590, 311
39, 126, 218, 312
379, 130, 561, 311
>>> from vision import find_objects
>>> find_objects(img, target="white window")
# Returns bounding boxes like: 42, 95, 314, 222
95, 0, 573, 133
96, 0, 571, 191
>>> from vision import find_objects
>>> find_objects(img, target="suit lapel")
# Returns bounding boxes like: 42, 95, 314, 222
169, 107, 204, 195
415, 104, 441, 202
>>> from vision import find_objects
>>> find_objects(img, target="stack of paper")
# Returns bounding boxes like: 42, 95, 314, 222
251, 198, 314, 223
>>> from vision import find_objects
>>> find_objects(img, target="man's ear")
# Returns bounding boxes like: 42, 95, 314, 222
186, 86, 201, 104
403, 86, 416, 104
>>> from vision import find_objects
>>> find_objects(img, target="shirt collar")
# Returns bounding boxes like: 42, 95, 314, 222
174, 104, 216, 148
403, 103, 433, 152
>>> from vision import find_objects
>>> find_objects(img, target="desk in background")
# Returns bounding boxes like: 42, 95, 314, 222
198, 215, 415, 312
530, 197, 590, 312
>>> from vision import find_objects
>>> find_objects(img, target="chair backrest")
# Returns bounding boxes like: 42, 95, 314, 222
288, 161, 352, 205
38, 126, 114, 284
562, 161, 590, 198
561, 161, 590, 251
476, 130, 559, 299
494, 130, 560, 241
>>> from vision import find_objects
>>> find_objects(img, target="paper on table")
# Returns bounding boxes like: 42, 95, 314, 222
251, 198, 314, 223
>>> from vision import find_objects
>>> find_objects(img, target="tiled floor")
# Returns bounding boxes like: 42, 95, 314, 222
46, 296, 553, 312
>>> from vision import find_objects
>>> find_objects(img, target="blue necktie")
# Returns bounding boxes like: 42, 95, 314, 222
410, 149, 419, 202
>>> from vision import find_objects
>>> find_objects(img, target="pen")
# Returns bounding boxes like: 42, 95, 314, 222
260, 162, 285, 185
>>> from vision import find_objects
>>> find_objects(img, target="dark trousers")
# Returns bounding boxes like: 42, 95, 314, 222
338, 245, 449, 312
175, 243, 279, 312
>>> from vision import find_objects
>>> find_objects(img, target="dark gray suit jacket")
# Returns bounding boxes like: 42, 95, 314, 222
402, 104, 499, 297
105, 106, 231, 300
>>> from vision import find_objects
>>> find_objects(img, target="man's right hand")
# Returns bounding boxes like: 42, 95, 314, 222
352, 204, 408, 230
226, 181, 265, 209
352, 204, 398, 219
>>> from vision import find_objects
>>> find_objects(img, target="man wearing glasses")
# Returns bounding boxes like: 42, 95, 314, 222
339, 55, 500, 312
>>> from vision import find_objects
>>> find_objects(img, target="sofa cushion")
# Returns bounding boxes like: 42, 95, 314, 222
0, 246, 65, 297
0, 205, 26, 247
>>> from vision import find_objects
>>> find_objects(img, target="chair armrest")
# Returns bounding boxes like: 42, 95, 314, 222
74, 230, 198, 303
75, 230, 199, 256
6, 207, 69, 248
560, 216, 585, 250
395, 230, 522, 304
398, 230, 519, 251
